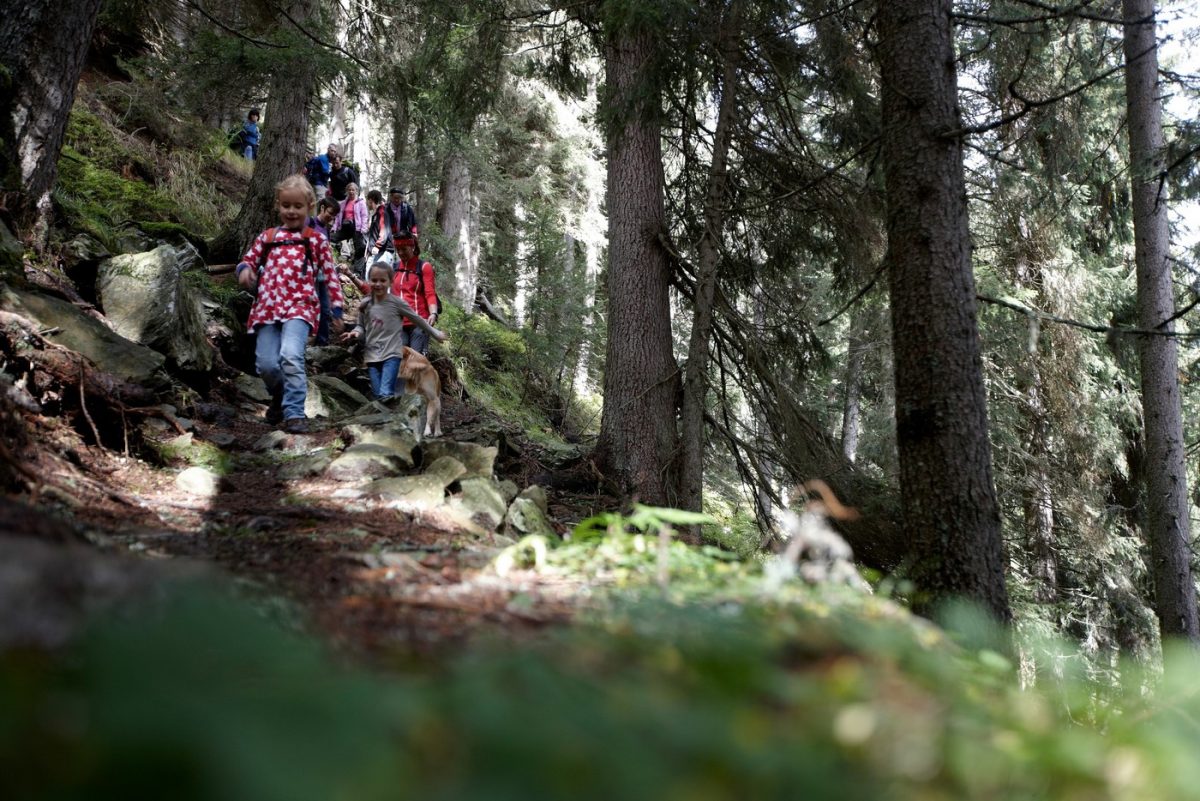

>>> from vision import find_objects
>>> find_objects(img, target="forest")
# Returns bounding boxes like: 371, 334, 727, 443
4, 0, 1200, 798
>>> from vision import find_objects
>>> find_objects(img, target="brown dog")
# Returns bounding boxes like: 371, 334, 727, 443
399, 346, 442, 437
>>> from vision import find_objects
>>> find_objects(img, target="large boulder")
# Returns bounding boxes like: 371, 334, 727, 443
97, 243, 214, 373
0, 287, 170, 390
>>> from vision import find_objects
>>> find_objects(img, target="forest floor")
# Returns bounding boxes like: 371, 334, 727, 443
8, 372, 622, 662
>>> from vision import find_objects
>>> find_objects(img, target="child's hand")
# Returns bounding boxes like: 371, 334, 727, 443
339, 330, 358, 344
433, 328, 449, 343
236, 263, 257, 291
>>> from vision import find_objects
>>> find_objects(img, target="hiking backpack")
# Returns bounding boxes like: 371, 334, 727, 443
254, 226, 319, 285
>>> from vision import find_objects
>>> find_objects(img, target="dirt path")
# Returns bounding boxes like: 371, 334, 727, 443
10, 385, 611, 661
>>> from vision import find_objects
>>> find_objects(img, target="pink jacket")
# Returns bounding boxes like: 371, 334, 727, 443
335, 196, 369, 234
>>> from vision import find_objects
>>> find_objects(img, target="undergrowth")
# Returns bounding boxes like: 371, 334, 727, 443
442, 305, 588, 455
53, 81, 242, 255
4, 578, 1199, 801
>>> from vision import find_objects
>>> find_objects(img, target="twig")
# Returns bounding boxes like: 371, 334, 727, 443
79, 364, 102, 446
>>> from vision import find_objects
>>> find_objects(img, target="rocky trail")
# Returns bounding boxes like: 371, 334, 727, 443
1, 244, 617, 659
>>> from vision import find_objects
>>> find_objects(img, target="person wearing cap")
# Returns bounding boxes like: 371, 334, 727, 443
390, 234, 439, 356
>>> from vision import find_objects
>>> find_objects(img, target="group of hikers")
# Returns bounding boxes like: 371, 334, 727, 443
232, 136, 445, 436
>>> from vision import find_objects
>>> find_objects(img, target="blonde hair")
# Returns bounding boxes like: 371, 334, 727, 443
275, 174, 316, 211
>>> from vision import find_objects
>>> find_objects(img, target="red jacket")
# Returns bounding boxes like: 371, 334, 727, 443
391, 258, 438, 325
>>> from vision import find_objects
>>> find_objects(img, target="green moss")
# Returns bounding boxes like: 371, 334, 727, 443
146, 435, 234, 474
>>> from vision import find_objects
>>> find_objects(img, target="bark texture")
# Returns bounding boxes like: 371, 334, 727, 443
679, 1, 741, 513
840, 320, 867, 464
437, 149, 473, 305
389, 91, 410, 191
210, 1, 318, 262
0, 0, 104, 231
594, 25, 679, 506
877, 0, 1011, 621
1122, 0, 1200, 640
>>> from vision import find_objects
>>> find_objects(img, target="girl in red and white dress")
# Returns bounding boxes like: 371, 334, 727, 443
236, 175, 344, 434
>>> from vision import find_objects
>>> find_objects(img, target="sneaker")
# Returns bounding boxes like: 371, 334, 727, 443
283, 418, 308, 434
264, 393, 283, 425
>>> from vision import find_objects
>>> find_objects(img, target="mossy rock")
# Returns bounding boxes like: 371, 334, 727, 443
137, 221, 208, 258
422, 441, 497, 480
97, 243, 213, 373
365, 474, 448, 507
0, 287, 170, 390
339, 425, 418, 466
450, 477, 508, 531
503, 495, 557, 541
277, 452, 334, 481
305, 376, 370, 420
325, 444, 413, 482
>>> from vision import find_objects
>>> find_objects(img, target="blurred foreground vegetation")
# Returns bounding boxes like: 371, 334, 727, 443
4, 578, 1200, 801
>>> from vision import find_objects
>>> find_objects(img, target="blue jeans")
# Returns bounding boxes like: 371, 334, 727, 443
255, 319, 310, 421
406, 325, 429, 356
315, 279, 332, 345
368, 357, 401, 399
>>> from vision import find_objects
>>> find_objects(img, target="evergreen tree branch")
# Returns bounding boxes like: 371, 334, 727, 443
979, 293, 1200, 338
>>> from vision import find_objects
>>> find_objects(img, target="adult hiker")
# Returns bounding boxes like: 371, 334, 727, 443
331, 182, 368, 275
305, 144, 337, 200
370, 187, 419, 267
327, 154, 358, 203
390, 233, 439, 356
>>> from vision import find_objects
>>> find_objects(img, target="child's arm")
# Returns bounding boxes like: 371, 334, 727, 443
392, 296, 448, 343
318, 236, 345, 334
236, 231, 268, 291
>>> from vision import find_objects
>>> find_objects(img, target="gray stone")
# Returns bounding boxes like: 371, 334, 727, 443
176, 466, 220, 497
516, 484, 549, 515
422, 441, 497, 479
278, 452, 333, 480
234, 373, 272, 402
424, 455, 467, 487
97, 243, 214, 373
497, 479, 520, 503
503, 496, 557, 541
306, 345, 352, 372
252, 430, 289, 452
205, 431, 237, 448
450, 477, 508, 531
325, 444, 411, 482
1, 288, 170, 390
366, 474, 448, 506
64, 234, 110, 267
305, 375, 370, 419
340, 424, 417, 466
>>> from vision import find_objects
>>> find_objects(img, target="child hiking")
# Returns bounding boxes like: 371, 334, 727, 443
340, 262, 447, 401
236, 175, 344, 434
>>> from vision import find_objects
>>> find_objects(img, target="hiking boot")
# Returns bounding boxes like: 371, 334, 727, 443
282, 418, 308, 435
264, 392, 283, 425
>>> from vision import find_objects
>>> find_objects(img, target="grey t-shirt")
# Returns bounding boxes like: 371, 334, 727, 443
354, 294, 435, 363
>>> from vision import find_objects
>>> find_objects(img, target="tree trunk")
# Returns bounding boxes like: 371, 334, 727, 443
678, 0, 741, 514
0, 0, 104, 238
593, 23, 679, 507
210, 1, 317, 262
841, 316, 867, 464
436, 149, 472, 305
389, 90, 410, 191
1122, 0, 1200, 641
877, 0, 1011, 622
